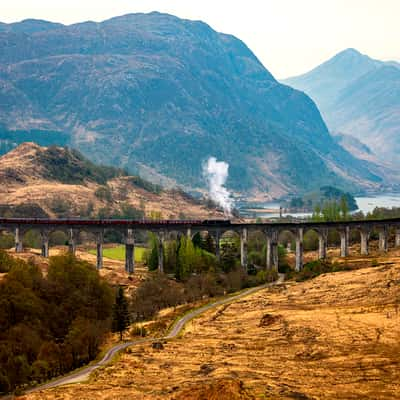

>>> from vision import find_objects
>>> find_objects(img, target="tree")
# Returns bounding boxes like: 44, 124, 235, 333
340, 196, 349, 219
146, 233, 159, 271
112, 286, 130, 341
176, 237, 196, 280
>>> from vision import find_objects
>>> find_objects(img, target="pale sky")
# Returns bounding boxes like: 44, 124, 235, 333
2, 0, 399, 78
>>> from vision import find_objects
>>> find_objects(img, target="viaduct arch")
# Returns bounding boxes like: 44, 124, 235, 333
1, 218, 400, 274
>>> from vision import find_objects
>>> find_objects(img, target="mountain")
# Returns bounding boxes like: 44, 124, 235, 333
0, 18, 64, 33
0, 15, 390, 198
283, 49, 400, 166
0, 142, 222, 219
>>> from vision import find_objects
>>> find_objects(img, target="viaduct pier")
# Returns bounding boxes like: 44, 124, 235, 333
1, 218, 400, 274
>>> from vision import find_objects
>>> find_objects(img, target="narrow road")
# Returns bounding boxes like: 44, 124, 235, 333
26, 274, 284, 394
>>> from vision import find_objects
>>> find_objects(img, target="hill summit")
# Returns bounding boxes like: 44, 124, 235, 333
0, 143, 222, 219
283, 48, 400, 166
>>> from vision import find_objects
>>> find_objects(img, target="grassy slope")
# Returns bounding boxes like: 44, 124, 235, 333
25, 249, 400, 399
88, 245, 146, 262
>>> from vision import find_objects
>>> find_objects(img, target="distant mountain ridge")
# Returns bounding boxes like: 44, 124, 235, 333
283, 49, 400, 166
0, 19, 64, 33
0, 16, 392, 198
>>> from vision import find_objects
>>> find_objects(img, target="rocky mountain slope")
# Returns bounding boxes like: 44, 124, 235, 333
0, 15, 390, 198
0, 143, 222, 219
284, 49, 400, 166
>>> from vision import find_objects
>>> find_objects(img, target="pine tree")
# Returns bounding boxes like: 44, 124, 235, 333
112, 286, 130, 341
147, 233, 159, 271
340, 196, 349, 219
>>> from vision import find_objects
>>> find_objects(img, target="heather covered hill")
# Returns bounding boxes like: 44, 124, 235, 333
284, 49, 400, 166
0, 143, 222, 219
0, 14, 389, 197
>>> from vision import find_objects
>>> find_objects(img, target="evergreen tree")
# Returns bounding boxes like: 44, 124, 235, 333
147, 233, 159, 271
192, 232, 202, 248
176, 236, 197, 280
203, 233, 215, 254
112, 286, 130, 341
340, 196, 349, 219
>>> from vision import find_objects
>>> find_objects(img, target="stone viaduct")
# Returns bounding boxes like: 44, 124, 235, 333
1, 218, 400, 274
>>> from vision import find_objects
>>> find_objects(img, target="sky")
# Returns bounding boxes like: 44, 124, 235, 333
2, 0, 399, 78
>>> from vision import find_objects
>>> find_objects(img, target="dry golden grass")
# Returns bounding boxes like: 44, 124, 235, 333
22, 250, 400, 400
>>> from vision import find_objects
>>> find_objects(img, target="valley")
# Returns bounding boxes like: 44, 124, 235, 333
0, 5, 399, 400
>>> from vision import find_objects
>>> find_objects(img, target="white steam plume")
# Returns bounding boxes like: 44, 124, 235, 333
203, 157, 234, 216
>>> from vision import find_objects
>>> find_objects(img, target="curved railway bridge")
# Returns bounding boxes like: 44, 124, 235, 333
1, 217, 400, 273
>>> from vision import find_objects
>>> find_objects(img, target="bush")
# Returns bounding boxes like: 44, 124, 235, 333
278, 264, 291, 274
0, 249, 23, 273
248, 251, 263, 267
255, 269, 278, 284
95, 186, 113, 203
49, 197, 70, 217
130, 325, 147, 337
0, 233, 14, 250
303, 230, 318, 251
293, 260, 349, 282
49, 231, 68, 246
127, 176, 161, 194
22, 230, 41, 249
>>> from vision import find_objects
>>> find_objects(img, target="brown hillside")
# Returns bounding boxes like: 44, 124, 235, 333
0, 143, 223, 219
23, 259, 400, 399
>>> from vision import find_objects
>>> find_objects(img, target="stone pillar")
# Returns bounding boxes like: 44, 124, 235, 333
340, 227, 350, 257
125, 229, 134, 274
266, 233, 272, 270
214, 230, 221, 262
15, 227, 23, 253
96, 231, 104, 270
158, 232, 165, 273
318, 228, 328, 260
272, 241, 279, 271
395, 229, 400, 248
187, 228, 192, 239
379, 226, 388, 252
266, 230, 279, 271
360, 229, 370, 256
40, 230, 50, 258
240, 227, 248, 271
295, 228, 303, 272
68, 229, 77, 255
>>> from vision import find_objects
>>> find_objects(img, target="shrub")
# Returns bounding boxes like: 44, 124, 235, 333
49, 231, 68, 246
255, 269, 278, 284
49, 197, 70, 217
22, 230, 41, 249
293, 260, 349, 282
371, 259, 379, 267
0, 249, 24, 273
0, 233, 14, 250
127, 176, 161, 194
95, 186, 113, 203
130, 325, 147, 337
